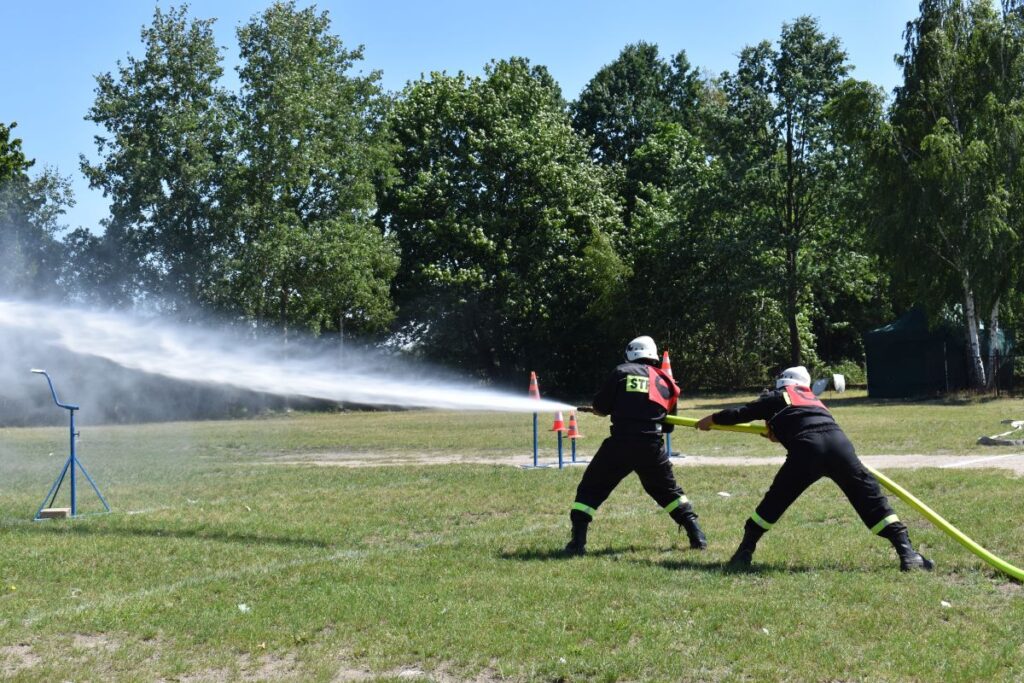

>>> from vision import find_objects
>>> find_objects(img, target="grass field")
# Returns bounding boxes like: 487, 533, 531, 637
1, 391, 1023, 681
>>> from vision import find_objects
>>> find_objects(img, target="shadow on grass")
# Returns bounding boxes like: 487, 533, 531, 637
24, 521, 330, 548
499, 546, 630, 561
501, 546, 834, 574
650, 556, 821, 575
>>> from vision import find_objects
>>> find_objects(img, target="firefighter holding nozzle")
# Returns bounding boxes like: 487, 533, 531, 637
564, 335, 707, 556
696, 366, 934, 571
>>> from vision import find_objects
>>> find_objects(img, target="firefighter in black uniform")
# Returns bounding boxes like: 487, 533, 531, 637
696, 366, 934, 571
564, 335, 707, 556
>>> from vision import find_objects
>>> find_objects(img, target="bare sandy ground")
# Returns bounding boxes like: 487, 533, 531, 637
266, 451, 1024, 474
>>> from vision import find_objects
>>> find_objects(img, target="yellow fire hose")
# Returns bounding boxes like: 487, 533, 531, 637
668, 414, 1024, 581
666, 415, 767, 435
864, 464, 1024, 581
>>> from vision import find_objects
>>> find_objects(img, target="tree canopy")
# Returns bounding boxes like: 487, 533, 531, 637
874, 0, 1024, 387
0, 122, 70, 298
380, 58, 626, 387
229, 1, 398, 336
82, 6, 233, 310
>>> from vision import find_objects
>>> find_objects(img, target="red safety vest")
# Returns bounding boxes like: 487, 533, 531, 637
782, 384, 829, 411
647, 366, 680, 411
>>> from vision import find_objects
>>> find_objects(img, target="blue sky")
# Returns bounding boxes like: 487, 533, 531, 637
4, 1, 920, 233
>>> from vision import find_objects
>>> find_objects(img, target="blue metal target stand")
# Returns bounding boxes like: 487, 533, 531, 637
30, 369, 110, 520
523, 411, 589, 470
521, 371, 554, 469
520, 372, 590, 470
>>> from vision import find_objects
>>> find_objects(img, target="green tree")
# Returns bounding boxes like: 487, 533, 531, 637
625, 120, 795, 388
59, 227, 133, 305
0, 122, 71, 298
231, 1, 398, 337
571, 42, 704, 166
877, 0, 1024, 387
82, 5, 234, 310
380, 58, 627, 390
627, 123, 744, 385
0, 122, 32, 183
810, 79, 896, 366
571, 43, 705, 227
713, 16, 865, 369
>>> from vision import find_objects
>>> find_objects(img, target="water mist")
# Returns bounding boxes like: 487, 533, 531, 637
0, 299, 572, 416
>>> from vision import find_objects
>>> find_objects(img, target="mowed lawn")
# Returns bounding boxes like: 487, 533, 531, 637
0, 392, 1022, 681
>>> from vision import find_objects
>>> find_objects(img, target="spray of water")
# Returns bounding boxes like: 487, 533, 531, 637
0, 299, 572, 414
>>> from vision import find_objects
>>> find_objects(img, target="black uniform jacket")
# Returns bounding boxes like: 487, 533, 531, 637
712, 385, 837, 449
593, 361, 679, 437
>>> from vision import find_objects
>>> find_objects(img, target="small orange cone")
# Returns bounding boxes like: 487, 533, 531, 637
567, 411, 583, 439
661, 350, 674, 379
550, 410, 567, 432
528, 371, 541, 400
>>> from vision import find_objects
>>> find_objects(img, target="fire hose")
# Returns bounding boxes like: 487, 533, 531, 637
667, 414, 1024, 581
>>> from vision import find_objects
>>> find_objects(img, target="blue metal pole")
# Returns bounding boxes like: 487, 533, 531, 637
532, 413, 538, 467
557, 431, 563, 469
69, 408, 78, 516
31, 369, 109, 518
666, 432, 673, 457
571, 435, 576, 463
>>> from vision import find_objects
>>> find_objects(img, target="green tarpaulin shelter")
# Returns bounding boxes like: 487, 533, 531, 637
863, 308, 1012, 398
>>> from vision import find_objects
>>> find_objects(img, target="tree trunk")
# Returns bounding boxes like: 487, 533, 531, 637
786, 245, 801, 367
986, 300, 1001, 390
338, 308, 345, 364
279, 288, 290, 344
784, 115, 801, 368
279, 288, 291, 411
962, 271, 987, 389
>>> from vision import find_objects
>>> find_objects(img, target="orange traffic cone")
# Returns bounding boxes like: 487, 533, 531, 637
661, 350, 674, 379
528, 371, 541, 400
567, 411, 583, 439
550, 411, 567, 432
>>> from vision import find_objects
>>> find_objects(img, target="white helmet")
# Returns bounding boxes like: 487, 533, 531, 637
776, 366, 811, 388
625, 335, 658, 362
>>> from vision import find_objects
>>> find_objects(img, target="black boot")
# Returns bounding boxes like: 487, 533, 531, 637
883, 526, 934, 572
728, 519, 766, 568
728, 545, 754, 567
563, 512, 589, 557
670, 503, 707, 550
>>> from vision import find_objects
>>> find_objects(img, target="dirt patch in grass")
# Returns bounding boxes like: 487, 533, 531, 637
332, 662, 510, 682
167, 667, 232, 683
332, 665, 373, 681
264, 451, 1024, 475
72, 633, 120, 652
240, 652, 300, 681
164, 652, 301, 683
0, 643, 41, 677
993, 580, 1023, 597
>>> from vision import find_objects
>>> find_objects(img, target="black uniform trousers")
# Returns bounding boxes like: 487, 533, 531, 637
573, 434, 685, 514
755, 426, 896, 530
